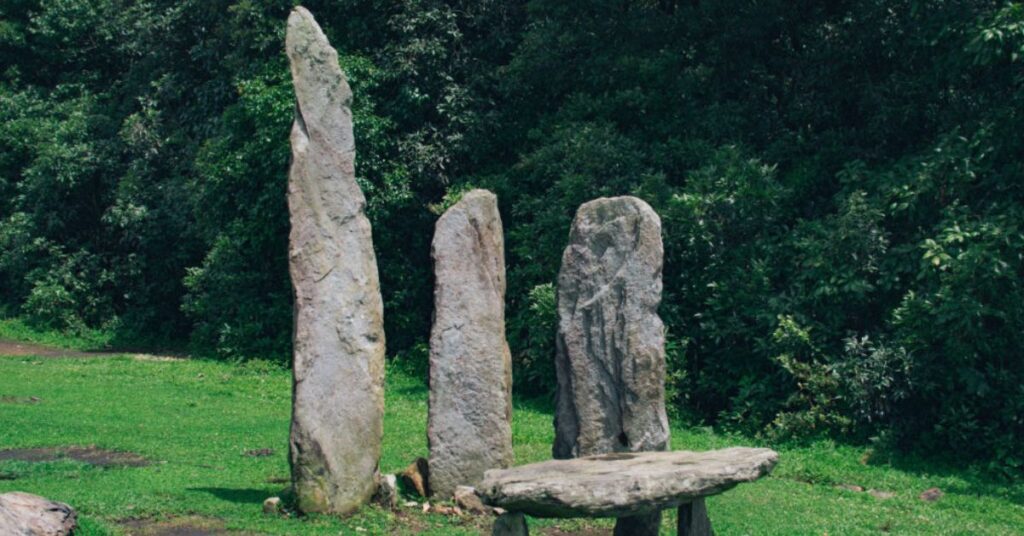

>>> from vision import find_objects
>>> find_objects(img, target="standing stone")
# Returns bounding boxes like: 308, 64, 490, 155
428, 189, 513, 499
286, 6, 385, 515
553, 196, 670, 534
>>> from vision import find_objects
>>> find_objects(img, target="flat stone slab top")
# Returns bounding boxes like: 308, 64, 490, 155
478, 447, 778, 518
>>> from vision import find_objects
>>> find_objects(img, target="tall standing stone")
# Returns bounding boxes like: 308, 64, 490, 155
553, 196, 670, 535
429, 189, 513, 499
286, 6, 385, 515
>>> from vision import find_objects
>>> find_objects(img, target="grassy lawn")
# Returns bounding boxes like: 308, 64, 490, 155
0, 352, 1022, 535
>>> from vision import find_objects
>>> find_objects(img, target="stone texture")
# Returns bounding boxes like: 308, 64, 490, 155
677, 498, 713, 536
373, 474, 399, 509
0, 492, 77, 536
428, 190, 513, 498
553, 196, 669, 459
492, 512, 529, 536
553, 196, 669, 533
478, 447, 778, 518
454, 485, 491, 515
613, 511, 661, 536
286, 6, 386, 515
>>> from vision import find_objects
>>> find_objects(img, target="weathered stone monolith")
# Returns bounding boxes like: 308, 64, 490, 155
553, 196, 670, 534
286, 6, 385, 515
428, 189, 513, 499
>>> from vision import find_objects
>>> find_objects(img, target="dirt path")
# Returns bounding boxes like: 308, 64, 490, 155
0, 339, 182, 360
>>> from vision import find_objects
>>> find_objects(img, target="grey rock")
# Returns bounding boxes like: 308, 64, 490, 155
428, 190, 513, 498
373, 474, 399, 509
614, 511, 662, 536
262, 496, 282, 515
454, 485, 491, 515
492, 511, 529, 536
553, 196, 669, 534
677, 498, 713, 536
0, 492, 77, 536
478, 447, 778, 518
286, 6, 386, 515
553, 196, 669, 459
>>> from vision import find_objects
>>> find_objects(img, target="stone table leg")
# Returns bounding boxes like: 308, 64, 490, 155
614, 511, 662, 535
677, 498, 713, 536
493, 512, 528, 536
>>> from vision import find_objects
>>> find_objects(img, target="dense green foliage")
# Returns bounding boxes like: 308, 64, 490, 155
1, 1, 1022, 471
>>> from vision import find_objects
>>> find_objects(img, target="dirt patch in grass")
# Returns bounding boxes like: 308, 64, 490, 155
0, 339, 118, 358
0, 446, 150, 467
118, 516, 233, 536
0, 395, 40, 404
0, 339, 183, 360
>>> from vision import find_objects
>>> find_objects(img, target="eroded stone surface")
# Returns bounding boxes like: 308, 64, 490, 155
428, 190, 513, 498
286, 6, 385, 515
553, 196, 669, 459
0, 492, 77, 536
553, 196, 669, 533
478, 448, 778, 518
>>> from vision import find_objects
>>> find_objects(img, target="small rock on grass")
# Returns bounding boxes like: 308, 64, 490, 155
0, 492, 77, 535
373, 474, 399, 509
919, 487, 944, 502
263, 496, 282, 515
454, 485, 491, 515
836, 484, 865, 492
432, 504, 461, 516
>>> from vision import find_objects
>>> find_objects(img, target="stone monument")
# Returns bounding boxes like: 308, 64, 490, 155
553, 196, 670, 535
428, 189, 514, 498
286, 6, 386, 515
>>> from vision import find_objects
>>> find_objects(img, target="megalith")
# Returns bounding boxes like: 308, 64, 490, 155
286, 6, 386, 515
428, 189, 514, 498
553, 196, 670, 535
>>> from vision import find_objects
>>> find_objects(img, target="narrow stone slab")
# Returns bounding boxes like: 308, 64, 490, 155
554, 196, 669, 459
554, 196, 669, 533
478, 447, 778, 518
0, 492, 77, 536
428, 189, 513, 498
286, 6, 385, 515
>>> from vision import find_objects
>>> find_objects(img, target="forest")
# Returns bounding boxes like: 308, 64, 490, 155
1, 0, 1022, 474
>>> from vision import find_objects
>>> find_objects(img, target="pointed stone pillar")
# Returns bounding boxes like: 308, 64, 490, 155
286, 6, 386, 515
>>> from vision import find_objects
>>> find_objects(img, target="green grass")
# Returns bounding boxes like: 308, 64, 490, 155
0, 353, 1022, 535
0, 317, 114, 351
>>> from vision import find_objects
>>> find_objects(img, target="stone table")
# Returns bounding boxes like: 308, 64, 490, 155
478, 447, 778, 535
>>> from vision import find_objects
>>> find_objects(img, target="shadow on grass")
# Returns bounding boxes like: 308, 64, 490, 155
866, 450, 1024, 506
189, 487, 271, 505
